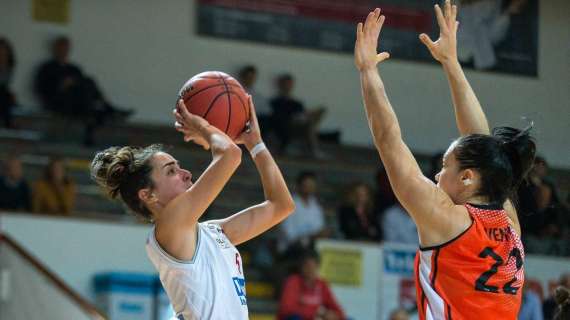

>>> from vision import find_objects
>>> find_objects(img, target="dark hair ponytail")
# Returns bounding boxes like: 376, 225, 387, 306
492, 126, 536, 191
454, 126, 536, 205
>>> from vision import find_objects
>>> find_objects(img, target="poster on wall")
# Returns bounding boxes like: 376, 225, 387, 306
196, 0, 538, 76
32, 0, 71, 25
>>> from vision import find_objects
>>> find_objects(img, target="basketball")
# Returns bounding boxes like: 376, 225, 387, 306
177, 71, 250, 140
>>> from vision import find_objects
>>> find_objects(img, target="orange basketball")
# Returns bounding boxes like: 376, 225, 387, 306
177, 71, 250, 140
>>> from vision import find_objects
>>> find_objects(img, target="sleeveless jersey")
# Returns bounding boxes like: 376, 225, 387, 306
414, 204, 524, 320
146, 222, 248, 320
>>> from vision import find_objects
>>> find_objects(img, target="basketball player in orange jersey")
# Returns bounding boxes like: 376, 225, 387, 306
355, 3, 536, 319
91, 97, 294, 319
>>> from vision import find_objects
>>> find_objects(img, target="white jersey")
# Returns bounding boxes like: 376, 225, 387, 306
146, 222, 248, 320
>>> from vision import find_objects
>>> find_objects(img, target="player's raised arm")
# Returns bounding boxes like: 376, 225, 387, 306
164, 99, 242, 227
420, 0, 490, 135
355, 8, 467, 246
210, 96, 295, 245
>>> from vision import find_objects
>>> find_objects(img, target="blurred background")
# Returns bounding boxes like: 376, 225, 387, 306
0, 0, 568, 319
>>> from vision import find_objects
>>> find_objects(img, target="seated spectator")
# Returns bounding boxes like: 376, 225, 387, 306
382, 202, 418, 245
279, 171, 326, 256
0, 155, 31, 211
32, 157, 76, 215
374, 167, 396, 215
34, 36, 132, 145
237, 65, 272, 135
270, 74, 327, 158
544, 273, 570, 319
553, 286, 569, 320
278, 250, 345, 320
337, 182, 380, 241
519, 282, 544, 320
0, 37, 17, 128
518, 157, 565, 240
388, 308, 410, 320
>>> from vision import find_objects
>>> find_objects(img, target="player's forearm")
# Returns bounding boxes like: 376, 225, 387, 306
199, 124, 240, 159
442, 60, 490, 135
360, 68, 402, 148
251, 150, 294, 214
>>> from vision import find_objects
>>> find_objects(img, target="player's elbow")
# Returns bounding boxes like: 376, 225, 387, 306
282, 197, 296, 216
222, 143, 242, 167
275, 197, 295, 219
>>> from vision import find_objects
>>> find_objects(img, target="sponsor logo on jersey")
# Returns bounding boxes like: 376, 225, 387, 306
215, 237, 231, 249
232, 277, 247, 306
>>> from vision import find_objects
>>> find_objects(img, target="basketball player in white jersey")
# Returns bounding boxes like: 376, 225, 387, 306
90, 97, 295, 319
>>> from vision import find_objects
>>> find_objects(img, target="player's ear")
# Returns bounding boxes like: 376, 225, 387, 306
139, 188, 157, 204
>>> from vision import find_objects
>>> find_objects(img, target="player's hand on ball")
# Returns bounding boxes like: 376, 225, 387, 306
354, 8, 390, 71
235, 95, 262, 151
174, 99, 211, 150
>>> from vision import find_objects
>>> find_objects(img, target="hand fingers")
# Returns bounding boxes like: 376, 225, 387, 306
247, 95, 259, 126
173, 110, 185, 124
419, 33, 435, 47
374, 8, 381, 22
378, 15, 386, 33
376, 52, 390, 63
419, 33, 437, 51
364, 11, 375, 34
445, 0, 452, 22
356, 22, 363, 40
177, 99, 193, 119
451, 4, 458, 23
434, 4, 449, 34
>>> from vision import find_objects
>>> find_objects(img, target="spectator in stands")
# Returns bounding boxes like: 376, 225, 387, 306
278, 250, 345, 320
0, 155, 31, 211
374, 167, 396, 215
270, 73, 327, 158
553, 286, 570, 320
388, 308, 410, 320
34, 36, 132, 145
280, 171, 326, 256
32, 157, 76, 215
544, 273, 570, 319
382, 201, 418, 245
337, 182, 380, 241
0, 37, 17, 128
519, 282, 544, 320
518, 157, 565, 247
238, 65, 272, 135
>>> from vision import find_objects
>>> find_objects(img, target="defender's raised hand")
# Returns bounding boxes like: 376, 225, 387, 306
354, 8, 390, 71
419, 0, 459, 64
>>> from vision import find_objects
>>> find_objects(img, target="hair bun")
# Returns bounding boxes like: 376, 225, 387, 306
90, 146, 138, 199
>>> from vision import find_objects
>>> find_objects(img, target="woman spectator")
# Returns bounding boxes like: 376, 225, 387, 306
337, 182, 380, 241
278, 250, 345, 320
33, 157, 76, 215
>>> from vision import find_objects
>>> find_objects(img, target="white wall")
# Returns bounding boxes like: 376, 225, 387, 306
2, 0, 569, 167
1, 240, 99, 320
0, 213, 154, 302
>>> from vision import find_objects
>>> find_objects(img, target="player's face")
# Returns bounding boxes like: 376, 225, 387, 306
149, 152, 193, 205
435, 145, 464, 204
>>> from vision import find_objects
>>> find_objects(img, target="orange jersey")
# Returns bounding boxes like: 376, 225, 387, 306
414, 204, 524, 320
